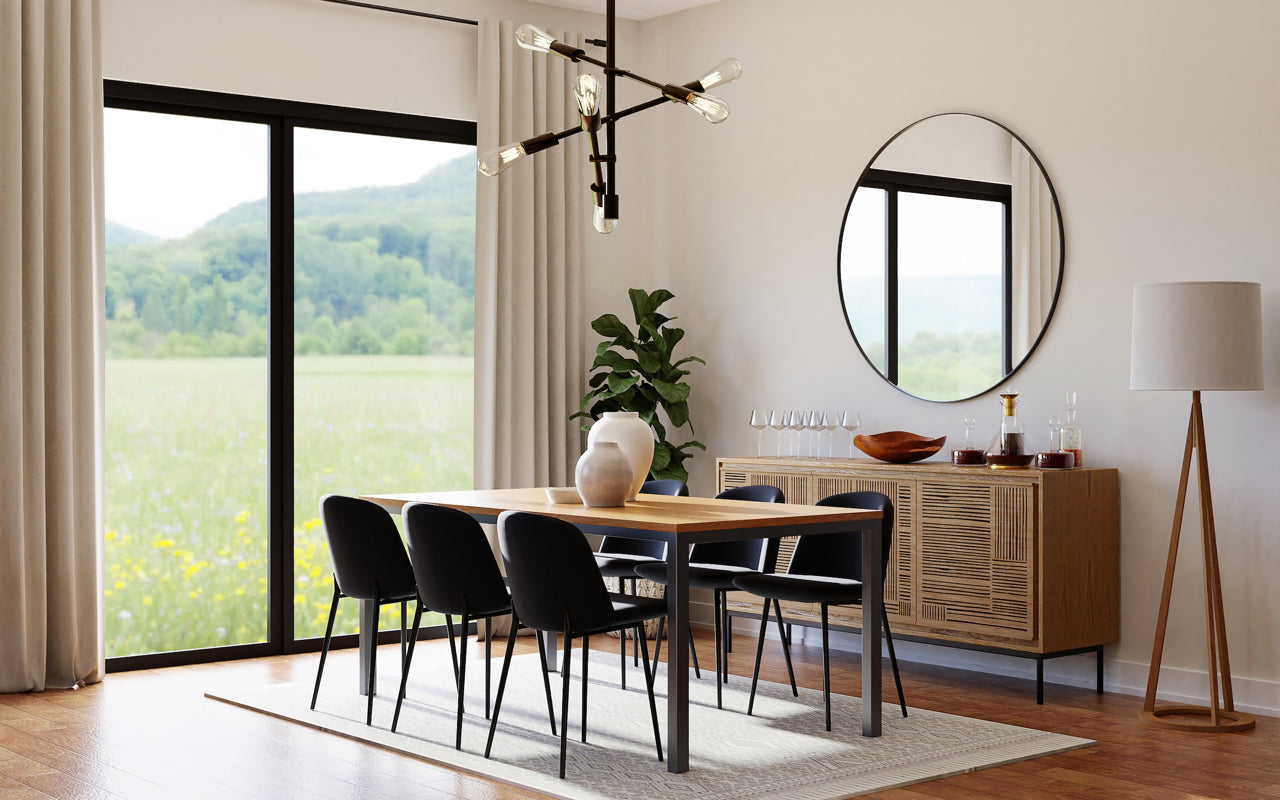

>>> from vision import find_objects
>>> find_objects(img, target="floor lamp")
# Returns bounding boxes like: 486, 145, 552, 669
1130, 281, 1263, 732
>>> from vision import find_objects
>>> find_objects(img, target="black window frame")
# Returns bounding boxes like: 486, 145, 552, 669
103, 80, 476, 672
852, 167, 1014, 385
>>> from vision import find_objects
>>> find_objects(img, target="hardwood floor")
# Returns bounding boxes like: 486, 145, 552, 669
1, 631, 1276, 799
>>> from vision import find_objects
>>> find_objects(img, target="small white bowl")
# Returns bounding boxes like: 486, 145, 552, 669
544, 486, 582, 504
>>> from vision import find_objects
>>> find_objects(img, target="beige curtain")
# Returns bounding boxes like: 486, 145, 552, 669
474, 19, 587, 638
475, 18, 586, 492
0, 0, 106, 692
1009, 142, 1059, 360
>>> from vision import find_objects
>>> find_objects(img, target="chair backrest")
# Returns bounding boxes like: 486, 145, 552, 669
598, 478, 687, 558
498, 510, 615, 633
319, 494, 416, 602
641, 479, 689, 496
402, 502, 509, 617
686, 485, 788, 571
786, 491, 894, 583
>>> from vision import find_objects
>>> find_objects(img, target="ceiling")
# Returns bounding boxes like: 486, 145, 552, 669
532, 0, 722, 21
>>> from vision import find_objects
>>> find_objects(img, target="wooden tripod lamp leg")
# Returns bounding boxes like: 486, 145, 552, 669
1139, 391, 1255, 732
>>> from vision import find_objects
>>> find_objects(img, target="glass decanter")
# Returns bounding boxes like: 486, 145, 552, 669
984, 386, 1032, 468
952, 413, 985, 465
1060, 391, 1083, 467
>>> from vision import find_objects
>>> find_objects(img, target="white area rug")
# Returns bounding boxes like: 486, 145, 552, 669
207, 647, 1092, 800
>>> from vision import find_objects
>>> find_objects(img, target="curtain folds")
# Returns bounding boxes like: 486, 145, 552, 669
474, 19, 586, 493
1009, 142, 1059, 360
0, 0, 106, 692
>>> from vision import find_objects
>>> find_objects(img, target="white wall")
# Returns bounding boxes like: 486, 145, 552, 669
103, 0, 1280, 714
629, 0, 1280, 715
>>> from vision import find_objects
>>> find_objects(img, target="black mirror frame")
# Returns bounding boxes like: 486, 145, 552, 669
836, 112, 1066, 403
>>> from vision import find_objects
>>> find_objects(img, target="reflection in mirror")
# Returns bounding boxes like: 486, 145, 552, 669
838, 114, 1063, 402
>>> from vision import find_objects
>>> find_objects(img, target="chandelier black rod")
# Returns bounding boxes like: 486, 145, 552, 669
604, 0, 618, 220
318, 0, 476, 26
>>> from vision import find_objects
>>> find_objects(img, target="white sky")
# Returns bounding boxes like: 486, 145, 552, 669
104, 108, 474, 240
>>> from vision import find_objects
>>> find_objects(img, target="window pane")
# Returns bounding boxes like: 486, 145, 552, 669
840, 187, 887, 372
292, 128, 476, 639
896, 192, 1003, 399
104, 108, 270, 657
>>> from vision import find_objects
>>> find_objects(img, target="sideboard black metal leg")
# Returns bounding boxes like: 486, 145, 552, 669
1036, 657, 1044, 705
1096, 646, 1104, 694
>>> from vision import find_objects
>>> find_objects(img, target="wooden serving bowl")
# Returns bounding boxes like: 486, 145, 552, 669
854, 431, 947, 463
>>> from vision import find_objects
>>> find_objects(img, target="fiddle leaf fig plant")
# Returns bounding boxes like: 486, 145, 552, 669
572, 288, 706, 482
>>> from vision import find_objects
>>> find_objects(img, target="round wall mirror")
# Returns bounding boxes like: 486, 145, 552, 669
837, 113, 1064, 402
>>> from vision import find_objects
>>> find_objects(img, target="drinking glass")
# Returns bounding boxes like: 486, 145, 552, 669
808, 410, 825, 457
841, 409, 862, 458
769, 409, 786, 457
749, 409, 768, 457
788, 409, 806, 457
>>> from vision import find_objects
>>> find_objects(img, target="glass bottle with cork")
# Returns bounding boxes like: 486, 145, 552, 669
1060, 391, 1083, 467
984, 385, 1033, 468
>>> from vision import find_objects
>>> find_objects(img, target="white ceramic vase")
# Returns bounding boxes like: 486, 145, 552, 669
586, 411, 655, 501
575, 441, 633, 508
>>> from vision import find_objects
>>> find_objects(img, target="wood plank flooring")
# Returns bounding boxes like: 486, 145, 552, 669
1, 631, 1276, 799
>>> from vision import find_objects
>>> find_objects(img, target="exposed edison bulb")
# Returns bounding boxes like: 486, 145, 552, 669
574, 74, 601, 118
477, 143, 526, 176
515, 24, 556, 53
592, 203, 617, 234
685, 91, 731, 124
695, 58, 743, 91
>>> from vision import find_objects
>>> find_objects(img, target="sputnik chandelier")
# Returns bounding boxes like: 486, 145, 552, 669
476, 1, 742, 234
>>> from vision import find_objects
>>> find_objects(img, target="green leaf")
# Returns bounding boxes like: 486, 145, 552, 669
665, 400, 690, 428
653, 380, 691, 404
606, 374, 640, 395
635, 348, 662, 375
650, 441, 672, 471
591, 313, 634, 342
662, 326, 685, 353
587, 372, 609, 388
593, 349, 641, 373
672, 355, 706, 369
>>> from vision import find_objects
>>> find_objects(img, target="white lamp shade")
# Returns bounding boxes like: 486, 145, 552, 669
1130, 281, 1264, 391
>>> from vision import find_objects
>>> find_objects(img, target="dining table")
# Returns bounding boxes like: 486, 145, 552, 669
360, 487, 884, 774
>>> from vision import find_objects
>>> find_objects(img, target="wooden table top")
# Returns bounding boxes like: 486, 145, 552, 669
360, 487, 879, 533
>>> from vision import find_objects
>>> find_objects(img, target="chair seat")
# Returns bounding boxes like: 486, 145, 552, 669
733, 572, 864, 605
573, 593, 667, 637
633, 561, 758, 591
595, 553, 663, 578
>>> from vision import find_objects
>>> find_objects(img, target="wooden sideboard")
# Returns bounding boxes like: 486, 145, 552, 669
715, 456, 1120, 702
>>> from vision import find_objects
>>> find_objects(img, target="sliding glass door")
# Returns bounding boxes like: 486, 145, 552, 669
103, 83, 475, 666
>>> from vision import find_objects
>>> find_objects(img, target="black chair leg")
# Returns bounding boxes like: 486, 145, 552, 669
399, 600, 408, 665
392, 601, 424, 732
821, 604, 831, 732
746, 601, 771, 716
712, 590, 723, 710
883, 604, 907, 717
581, 635, 590, 743
454, 613, 470, 750
626, 577, 640, 666
717, 591, 729, 684
649, 616, 664, 688
536, 632, 557, 736
310, 584, 340, 710
559, 630, 573, 779
619, 622, 627, 691
445, 614, 460, 690
688, 622, 701, 679
637, 625, 663, 763
484, 619, 521, 758
366, 607, 379, 726
485, 620, 493, 719
773, 598, 798, 696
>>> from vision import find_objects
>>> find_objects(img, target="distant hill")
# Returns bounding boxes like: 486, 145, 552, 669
106, 219, 162, 247
842, 274, 1003, 341
201, 153, 475, 232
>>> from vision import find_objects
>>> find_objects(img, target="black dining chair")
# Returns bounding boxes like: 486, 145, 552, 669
594, 478, 687, 683
311, 494, 418, 726
490, 510, 666, 779
634, 484, 796, 709
391, 502, 557, 749
733, 490, 908, 730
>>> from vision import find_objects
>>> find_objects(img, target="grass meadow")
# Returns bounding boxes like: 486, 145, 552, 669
105, 355, 472, 658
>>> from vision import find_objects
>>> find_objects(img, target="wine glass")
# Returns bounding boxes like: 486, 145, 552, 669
826, 410, 841, 457
841, 409, 862, 458
768, 409, 786, 457
808, 410, 825, 457
788, 409, 806, 457
749, 409, 768, 457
